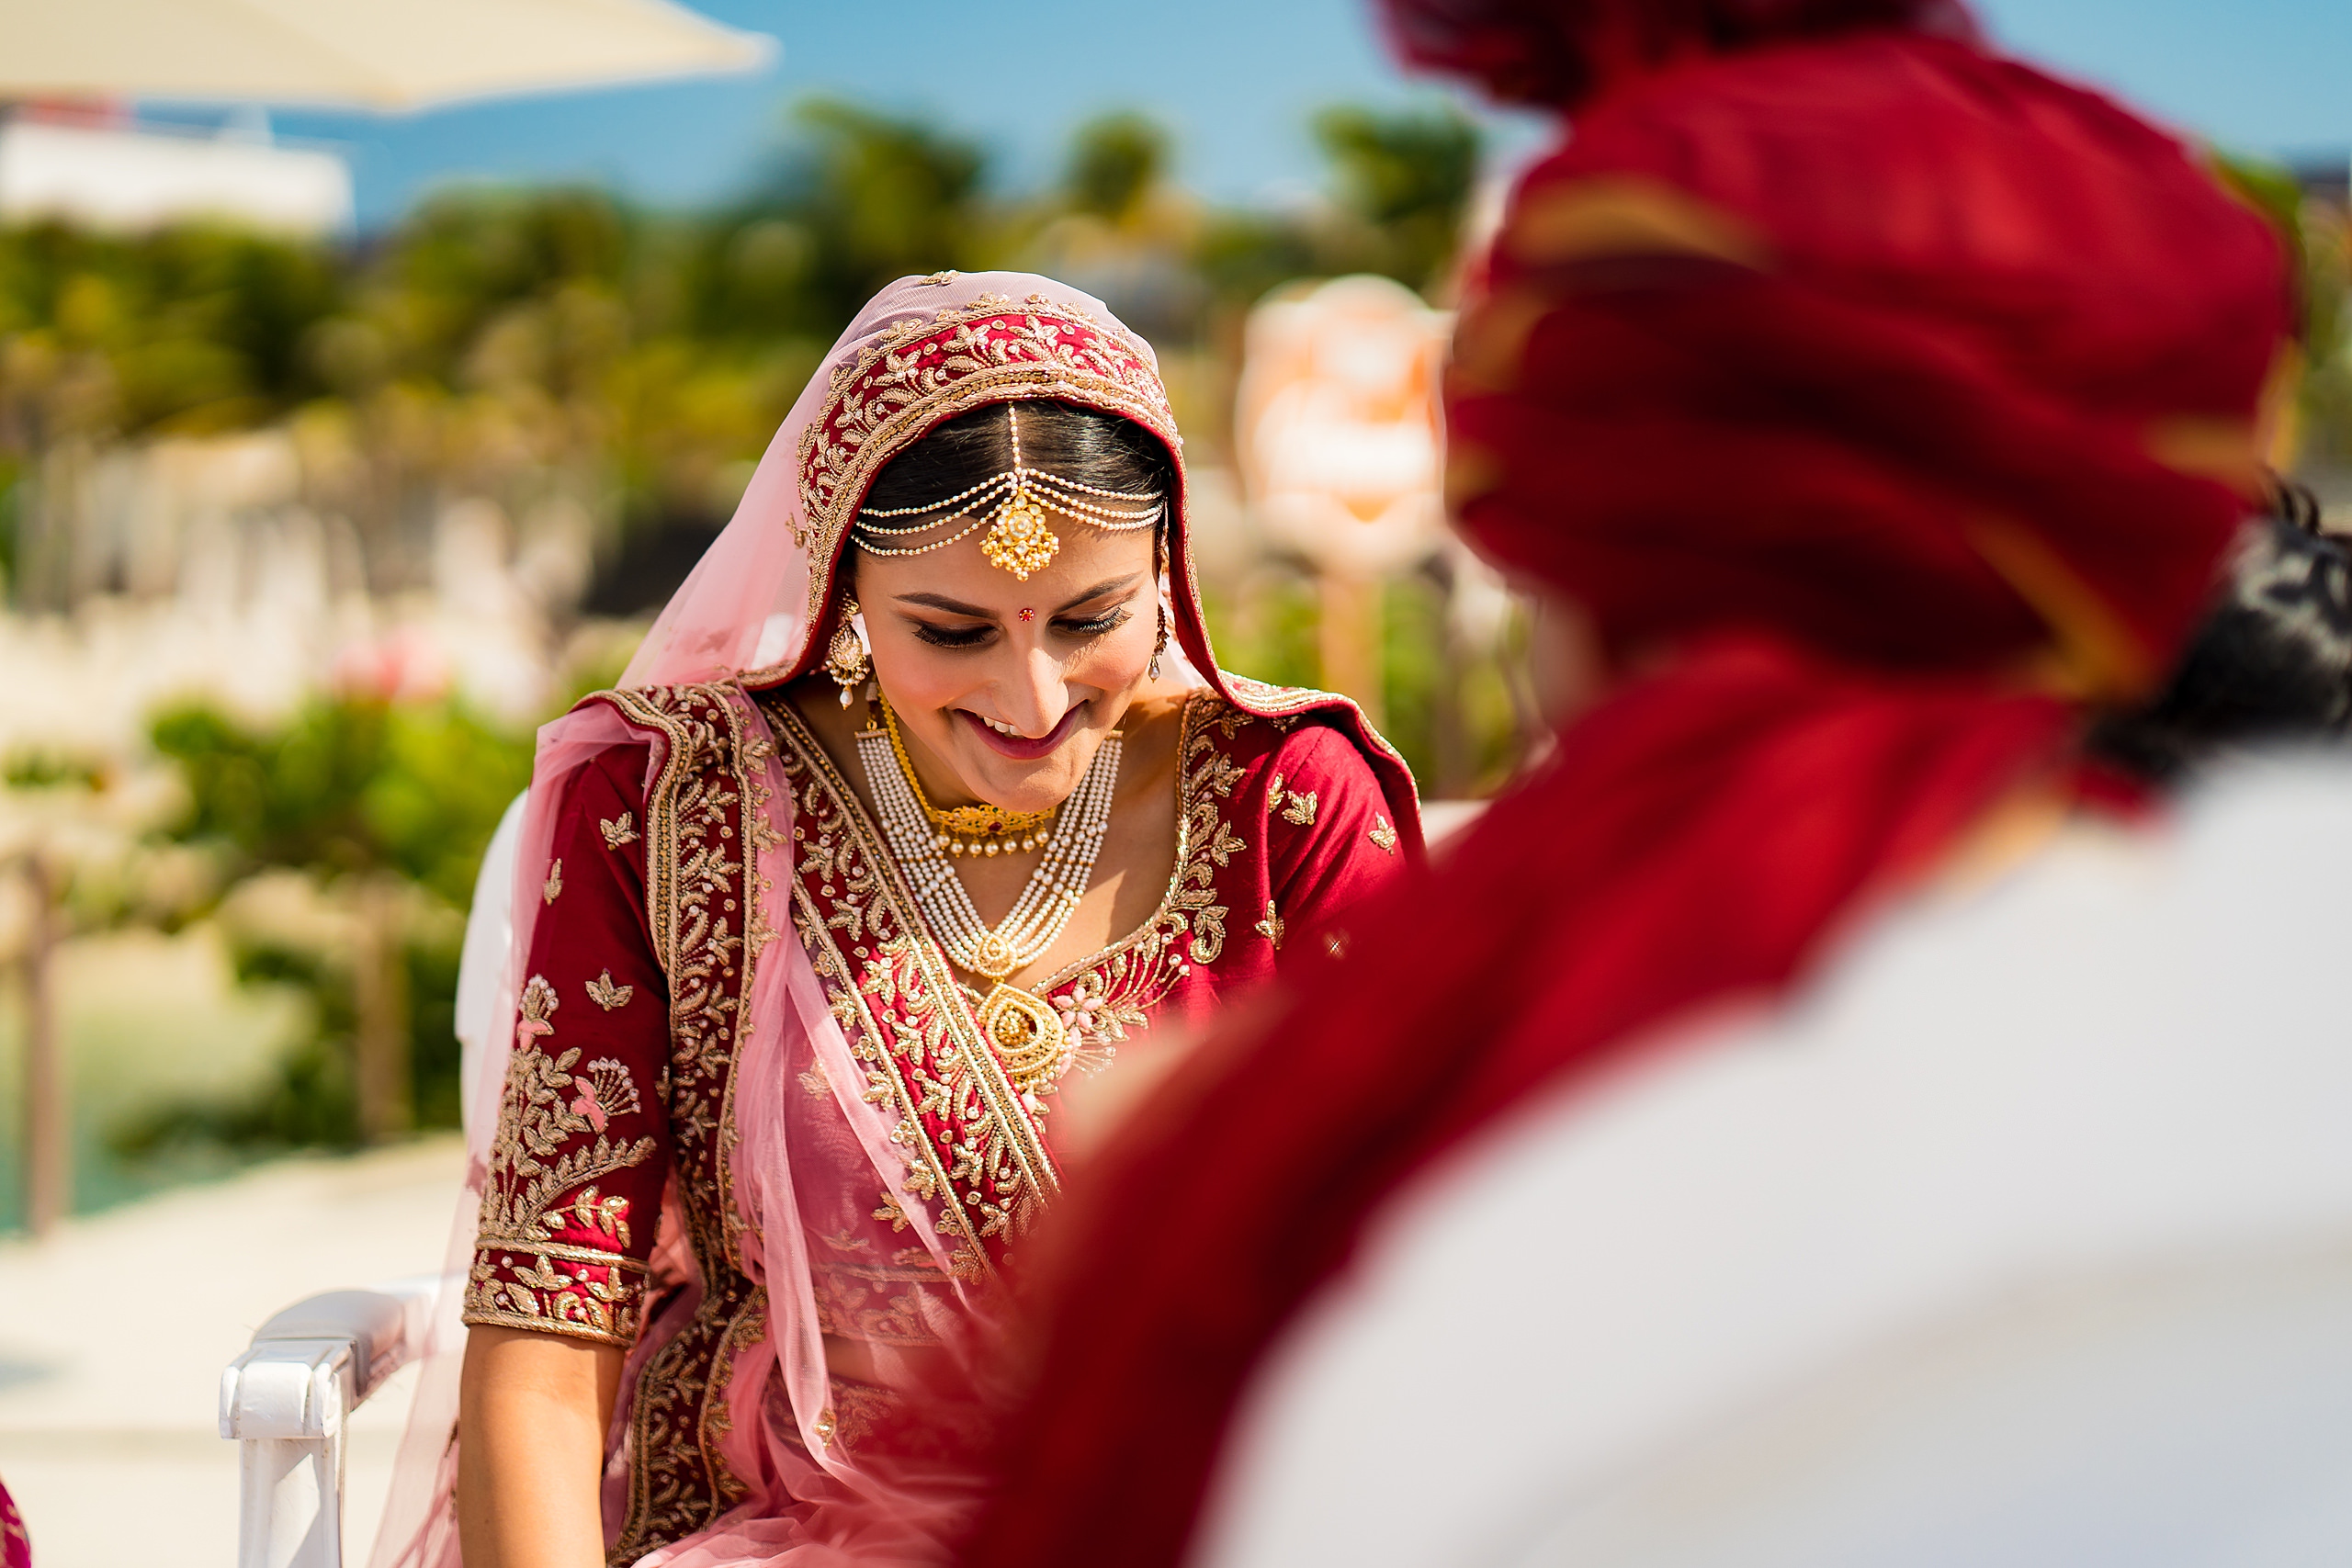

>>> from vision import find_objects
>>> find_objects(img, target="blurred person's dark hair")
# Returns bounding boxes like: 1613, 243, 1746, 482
2092, 481, 2352, 781
1375, 0, 1977, 107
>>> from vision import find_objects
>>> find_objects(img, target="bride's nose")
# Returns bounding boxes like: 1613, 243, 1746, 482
997, 642, 1071, 738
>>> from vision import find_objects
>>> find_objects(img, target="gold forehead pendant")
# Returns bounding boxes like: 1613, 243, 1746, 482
978, 406, 1060, 581
848, 399, 1165, 578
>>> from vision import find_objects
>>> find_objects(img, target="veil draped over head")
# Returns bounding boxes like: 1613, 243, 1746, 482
960, 15, 2293, 1568
373, 272, 1406, 1568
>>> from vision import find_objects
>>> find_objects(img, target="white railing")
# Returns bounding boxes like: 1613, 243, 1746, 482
219, 1277, 440, 1568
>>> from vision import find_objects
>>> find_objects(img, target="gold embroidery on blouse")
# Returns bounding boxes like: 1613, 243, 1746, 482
542, 858, 563, 904
1254, 900, 1284, 949
586, 969, 634, 1011
1281, 788, 1318, 826
591, 682, 778, 1559
466, 973, 658, 1343
600, 810, 639, 849
1029, 691, 1244, 1030
1369, 815, 1399, 854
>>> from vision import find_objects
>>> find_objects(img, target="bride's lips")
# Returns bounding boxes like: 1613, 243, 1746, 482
956, 703, 1090, 761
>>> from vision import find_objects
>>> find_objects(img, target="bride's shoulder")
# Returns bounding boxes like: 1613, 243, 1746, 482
1182, 682, 1397, 806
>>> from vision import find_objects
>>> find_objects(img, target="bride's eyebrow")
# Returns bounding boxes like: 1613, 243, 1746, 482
1054, 574, 1142, 614
893, 592, 994, 617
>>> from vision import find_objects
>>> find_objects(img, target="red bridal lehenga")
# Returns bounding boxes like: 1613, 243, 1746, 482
371, 273, 1422, 1568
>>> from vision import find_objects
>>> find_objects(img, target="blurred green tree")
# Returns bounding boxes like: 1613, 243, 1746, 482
1312, 104, 1482, 295
750, 98, 995, 325
1068, 113, 1169, 223
139, 695, 532, 1147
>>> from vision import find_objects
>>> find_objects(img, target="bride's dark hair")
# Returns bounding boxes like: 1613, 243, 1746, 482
861, 399, 1172, 517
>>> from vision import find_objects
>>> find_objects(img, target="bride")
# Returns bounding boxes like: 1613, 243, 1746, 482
375, 272, 1423, 1568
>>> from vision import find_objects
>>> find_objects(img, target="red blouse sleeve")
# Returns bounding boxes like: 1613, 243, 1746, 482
1260, 719, 1412, 969
463, 743, 673, 1348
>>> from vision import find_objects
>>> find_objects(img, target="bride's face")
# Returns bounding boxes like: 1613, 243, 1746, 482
854, 521, 1160, 813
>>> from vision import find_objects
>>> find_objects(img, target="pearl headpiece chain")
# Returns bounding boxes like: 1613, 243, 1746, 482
855, 695, 1123, 984
850, 403, 1165, 581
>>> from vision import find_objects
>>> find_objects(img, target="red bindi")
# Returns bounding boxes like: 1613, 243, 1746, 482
1017, 607, 1035, 622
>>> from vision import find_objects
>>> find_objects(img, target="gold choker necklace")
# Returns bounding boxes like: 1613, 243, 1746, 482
879, 698, 1057, 857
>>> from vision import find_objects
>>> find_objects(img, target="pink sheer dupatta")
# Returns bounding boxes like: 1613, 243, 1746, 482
372, 274, 1161, 1568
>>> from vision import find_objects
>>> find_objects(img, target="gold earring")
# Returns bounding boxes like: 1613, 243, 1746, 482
824, 599, 870, 708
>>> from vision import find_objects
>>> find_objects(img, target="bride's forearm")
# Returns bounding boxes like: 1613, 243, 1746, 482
458, 1326, 624, 1568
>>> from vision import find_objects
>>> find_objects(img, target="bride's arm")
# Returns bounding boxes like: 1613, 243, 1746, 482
458, 1328, 623, 1568
458, 740, 673, 1562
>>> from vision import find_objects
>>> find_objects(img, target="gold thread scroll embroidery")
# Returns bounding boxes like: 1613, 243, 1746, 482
466, 970, 657, 1344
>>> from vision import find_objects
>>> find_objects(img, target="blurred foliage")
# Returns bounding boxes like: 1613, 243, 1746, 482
119, 695, 533, 1151
2211, 152, 2352, 467
1313, 105, 1482, 294
150, 696, 530, 906
1068, 113, 1170, 223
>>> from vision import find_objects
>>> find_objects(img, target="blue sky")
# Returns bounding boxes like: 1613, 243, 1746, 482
150, 0, 2352, 231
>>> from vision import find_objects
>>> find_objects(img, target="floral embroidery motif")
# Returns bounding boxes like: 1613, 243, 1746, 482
571, 1057, 642, 1133
1369, 814, 1399, 854
542, 858, 563, 904
1254, 900, 1285, 950
467, 977, 658, 1343
600, 811, 639, 849
1266, 770, 1318, 826
585, 969, 634, 1011
515, 973, 558, 1049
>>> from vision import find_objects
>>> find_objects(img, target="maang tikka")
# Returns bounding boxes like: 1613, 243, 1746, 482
851, 402, 1167, 580
824, 598, 872, 708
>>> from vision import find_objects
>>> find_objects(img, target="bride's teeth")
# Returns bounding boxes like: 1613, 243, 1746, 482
984, 716, 1020, 737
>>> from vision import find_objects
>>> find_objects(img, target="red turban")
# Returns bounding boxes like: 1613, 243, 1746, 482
960, 17, 2290, 1568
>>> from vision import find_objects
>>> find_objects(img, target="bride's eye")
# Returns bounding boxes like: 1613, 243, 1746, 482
911, 621, 994, 649
1057, 606, 1132, 637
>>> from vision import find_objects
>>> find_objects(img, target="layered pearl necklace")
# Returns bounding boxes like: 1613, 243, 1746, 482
856, 701, 1121, 983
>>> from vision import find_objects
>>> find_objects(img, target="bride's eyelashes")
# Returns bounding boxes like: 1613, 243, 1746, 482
910, 619, 993, 649
904, 604, 1134, 650
1058, 605, 1132, 637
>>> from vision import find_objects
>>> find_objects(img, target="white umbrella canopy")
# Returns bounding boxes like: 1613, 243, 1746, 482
0, 0, 773, 111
